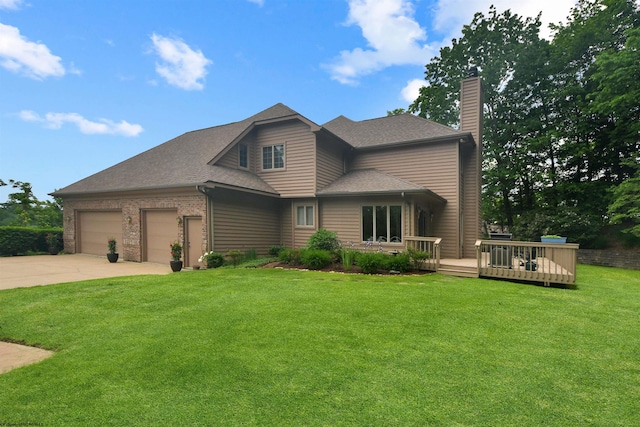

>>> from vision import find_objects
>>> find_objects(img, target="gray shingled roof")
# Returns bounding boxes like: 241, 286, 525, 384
53, 104, 297, 196
322, 113, 463, 149
53, 104, 462, 197
316, 169, 444, 201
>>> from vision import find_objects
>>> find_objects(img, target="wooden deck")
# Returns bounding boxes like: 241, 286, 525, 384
405, 237, 579, 286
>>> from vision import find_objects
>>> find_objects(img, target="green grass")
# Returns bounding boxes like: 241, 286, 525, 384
0, 265, 639, 426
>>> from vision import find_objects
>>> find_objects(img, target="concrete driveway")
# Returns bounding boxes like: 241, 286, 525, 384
0, 253, 171, 290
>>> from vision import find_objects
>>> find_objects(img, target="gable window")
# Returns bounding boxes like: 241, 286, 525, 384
238, 143, 248, 168
362, 205, 402, 242
262, 144, 285, 170
296, 205, 314, 227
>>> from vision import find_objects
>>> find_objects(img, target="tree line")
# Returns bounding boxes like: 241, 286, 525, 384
406, 0, 639, 247
0, 179, 62, 228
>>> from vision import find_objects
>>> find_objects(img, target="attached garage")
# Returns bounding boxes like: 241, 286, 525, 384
77, 211, 123, 255
144, 210, 179, 264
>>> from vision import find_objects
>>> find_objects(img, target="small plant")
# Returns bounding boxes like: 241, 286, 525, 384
307, 228, 340, 253
244, 248, 258, 261
279, 249, 302, 266
357, 252, 386, 274
226, 249, 244, 267
170, 242, 182, 261
108, 238, 117, 254
406, 247, 430, 270
300, 248, 332, 270
199, 251, 225, 268
268, 245, 286, 257
541, 234, 562, 238
384, 253, 411, 273
339, 240, 357, 271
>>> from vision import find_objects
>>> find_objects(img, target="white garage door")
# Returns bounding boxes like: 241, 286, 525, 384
144, 210, 179, 264
78, 211, 123, 256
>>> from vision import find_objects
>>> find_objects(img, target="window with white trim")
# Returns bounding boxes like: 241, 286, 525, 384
362, 205, 402, 242
238, 143, 248, 168
262, 144, 284, 170
296, 205, 314, 227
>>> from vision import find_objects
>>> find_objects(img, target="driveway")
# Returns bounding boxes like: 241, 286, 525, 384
0, 253, 171, 290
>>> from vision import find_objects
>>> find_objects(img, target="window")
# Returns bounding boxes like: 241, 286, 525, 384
238, 144, 248, 168
262, 144, 284, 170
296, 205, 314, 227
362, 205, 402, 242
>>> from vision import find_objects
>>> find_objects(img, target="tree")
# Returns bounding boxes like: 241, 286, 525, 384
409, 6, 548, 228
0, 179, 63, 227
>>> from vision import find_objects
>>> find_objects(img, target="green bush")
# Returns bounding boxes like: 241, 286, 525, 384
357, 252, 386, 274
199, 251, 225, 268
268, 245, 286, 257
300, 249, 332, 270
279, 249, 302, 266
226, 250, 244, 267
0, 226, 62, 256
406, 247, 430, 270
384, 253, 411, 273
307, 228, 340, 253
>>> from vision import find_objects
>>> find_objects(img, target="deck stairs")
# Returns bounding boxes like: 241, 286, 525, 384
437, 259, 479, 278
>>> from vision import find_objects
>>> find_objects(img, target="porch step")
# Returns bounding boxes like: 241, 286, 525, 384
437, 263, 478, 278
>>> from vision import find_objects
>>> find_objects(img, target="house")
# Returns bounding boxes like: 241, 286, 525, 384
53, 75, 484, 267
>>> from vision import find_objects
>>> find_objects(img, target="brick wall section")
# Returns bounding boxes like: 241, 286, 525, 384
62, 190, 207, 262
578, 249, 640, 270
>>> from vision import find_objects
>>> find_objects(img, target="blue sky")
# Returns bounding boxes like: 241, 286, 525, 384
0, 0, 580, 202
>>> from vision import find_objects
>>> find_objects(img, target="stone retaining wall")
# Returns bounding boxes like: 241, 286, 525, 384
578, 249, 640, 270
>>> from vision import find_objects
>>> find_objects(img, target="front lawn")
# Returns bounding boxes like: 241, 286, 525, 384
0, 265, 639, 426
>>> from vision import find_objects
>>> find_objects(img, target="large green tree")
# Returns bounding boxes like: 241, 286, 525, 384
409, 0, 640, 246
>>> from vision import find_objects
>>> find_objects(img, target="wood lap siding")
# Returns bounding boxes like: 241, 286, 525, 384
256, 121, 315, 197
280, 200, 293, 248
316, 136, 344, 191
212, 191, 280, 255
217, 133, 255, 170
459, 78, 484, 259
350, 142, 460, 258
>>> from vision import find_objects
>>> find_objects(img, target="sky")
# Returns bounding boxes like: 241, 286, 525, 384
0, 0, 583, 202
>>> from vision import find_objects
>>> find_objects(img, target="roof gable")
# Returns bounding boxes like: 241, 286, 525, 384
322, 113, 464, 149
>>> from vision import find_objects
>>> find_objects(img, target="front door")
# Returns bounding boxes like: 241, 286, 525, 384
185, 217, 203, 267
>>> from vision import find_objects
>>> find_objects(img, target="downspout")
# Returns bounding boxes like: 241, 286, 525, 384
196, 185, 214, 251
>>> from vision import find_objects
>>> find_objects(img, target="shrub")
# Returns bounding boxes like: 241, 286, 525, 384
199, 251, 225, 268
0, 226, 62, 256
307, 228, 340, 253
406, 247, 430, 270
357, 252, 386, 274
226, 249, 244, 267
279, 249, 302, 266
300, 249, 332, 270
384, 253, 411, 273
268, 245, 286, 257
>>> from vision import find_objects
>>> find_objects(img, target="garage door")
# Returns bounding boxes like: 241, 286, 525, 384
144, 210, 179, 264
78, 211, 123, 256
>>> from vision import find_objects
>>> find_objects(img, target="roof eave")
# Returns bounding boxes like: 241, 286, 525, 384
316, 189, 446, 203
353, 132, 473, 151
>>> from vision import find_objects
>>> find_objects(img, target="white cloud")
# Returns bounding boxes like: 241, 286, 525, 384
247, 0, 264, 6
19, 110, 144, 137
324, 0, 437, 85
400, 78, 426, 103
0, 0, 24, 10
150, 33, 212, 91
0, 23, 65, 79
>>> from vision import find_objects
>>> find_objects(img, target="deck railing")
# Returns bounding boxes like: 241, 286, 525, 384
475, 239, 579, 286
404, 237, 442, 271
